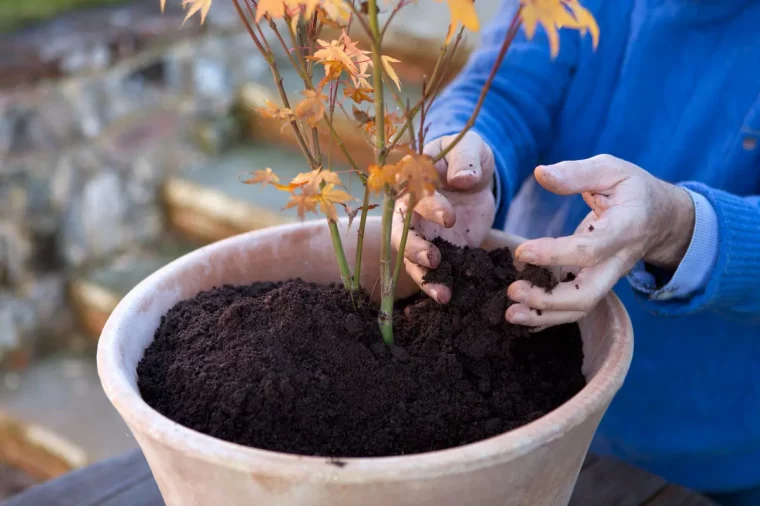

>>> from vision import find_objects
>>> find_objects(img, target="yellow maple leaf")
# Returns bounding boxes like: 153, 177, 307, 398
294, 90, 327, 127
366, 164, 400, 194
180, 0, 213, 24
437, 0, 479, 41
317, 184, 353, 221
284, 193, 319, 220
256, 0, 288, 21
241, 168, 280, 187
320, 0, 351, 24
520, 0, 599, 58
381, 55, 402, 90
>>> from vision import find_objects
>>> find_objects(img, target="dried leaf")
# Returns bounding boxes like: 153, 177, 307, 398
257, 100, 294, 120
294, 90, 327, 127
352, 105, 373, 125
381, 55, 402, 90
340, 203, 379, 229
181, 0, 213, 24
241, 168, 280, 187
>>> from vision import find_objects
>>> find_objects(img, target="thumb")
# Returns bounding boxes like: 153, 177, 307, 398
535, 155, 629, 196
425, 132, 492, 191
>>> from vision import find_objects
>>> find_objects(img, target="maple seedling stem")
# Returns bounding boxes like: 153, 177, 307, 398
392, 200, 414, 289
366, 0, 395, 344
432, 9, 522, 165
352, 184, 372, 293
328, 220, 353, 290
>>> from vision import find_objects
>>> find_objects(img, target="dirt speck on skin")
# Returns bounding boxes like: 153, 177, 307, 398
588, 224, 595, 232
138, 240, 584, 458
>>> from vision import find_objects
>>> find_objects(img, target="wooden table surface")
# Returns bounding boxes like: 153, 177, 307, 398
2, 450, 717, 506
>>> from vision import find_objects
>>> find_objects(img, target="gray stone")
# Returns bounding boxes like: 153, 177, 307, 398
0, 292, 35, 360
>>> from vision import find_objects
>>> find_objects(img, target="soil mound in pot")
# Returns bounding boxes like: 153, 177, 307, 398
137, 240, 585, 458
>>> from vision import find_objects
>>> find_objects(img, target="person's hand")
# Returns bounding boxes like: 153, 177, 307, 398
392, 132, 496, 304
505, 154, 695, 328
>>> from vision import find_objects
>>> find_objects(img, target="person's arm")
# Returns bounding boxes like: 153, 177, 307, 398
425, 0, 586, 229
629, 183, 760, 320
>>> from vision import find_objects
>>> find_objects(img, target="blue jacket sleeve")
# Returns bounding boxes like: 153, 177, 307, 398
425, 0, 585, 229
631, 182, 760, 322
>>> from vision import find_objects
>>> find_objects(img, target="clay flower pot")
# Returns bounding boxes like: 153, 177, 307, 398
97, 217, 633, 506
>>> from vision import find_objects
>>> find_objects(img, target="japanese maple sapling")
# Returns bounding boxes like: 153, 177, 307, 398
162, 0, 599, 344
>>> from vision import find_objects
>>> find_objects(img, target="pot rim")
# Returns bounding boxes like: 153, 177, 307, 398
97, 218, 633, 484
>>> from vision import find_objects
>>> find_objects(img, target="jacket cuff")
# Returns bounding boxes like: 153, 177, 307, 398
627, 189, 718, 300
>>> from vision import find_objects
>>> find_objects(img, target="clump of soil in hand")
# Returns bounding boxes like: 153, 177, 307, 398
138, 242, 585, 458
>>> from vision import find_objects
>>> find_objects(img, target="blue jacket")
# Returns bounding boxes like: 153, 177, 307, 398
426, 0, 760, 492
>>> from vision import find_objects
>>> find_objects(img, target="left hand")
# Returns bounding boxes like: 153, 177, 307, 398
505, 154, 695, 329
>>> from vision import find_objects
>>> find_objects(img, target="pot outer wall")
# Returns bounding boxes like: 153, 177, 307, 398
97, 217, 633, 506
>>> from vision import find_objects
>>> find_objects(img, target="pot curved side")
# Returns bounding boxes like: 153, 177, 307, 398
97, 218, 633, 506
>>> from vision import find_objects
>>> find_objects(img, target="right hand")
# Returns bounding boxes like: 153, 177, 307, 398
392, 132, 496, 304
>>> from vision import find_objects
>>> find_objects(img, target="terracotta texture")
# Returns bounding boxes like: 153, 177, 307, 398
97, 218, 633, 506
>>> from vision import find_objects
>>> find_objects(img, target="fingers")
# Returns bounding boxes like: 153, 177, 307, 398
505, 252, 635, 327
424, 132, 495, 192
404, 259, 451, 304
414, 191, 456, 228
391, 200, 441, 268
505, 304, 586, 328
535, 155, 630, 196
513, 219, 623, 268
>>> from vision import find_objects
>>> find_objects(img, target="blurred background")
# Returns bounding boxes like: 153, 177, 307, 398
0, 0, 499, 500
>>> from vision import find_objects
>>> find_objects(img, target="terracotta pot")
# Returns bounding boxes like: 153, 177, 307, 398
98, 217, 633, 506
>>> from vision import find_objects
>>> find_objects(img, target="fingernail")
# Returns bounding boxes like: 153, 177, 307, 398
509, 312, 527, 324
429, 288, 439, 301
517, 251, 537, 264
416, 251, 430, 267
435, 210, 450, 227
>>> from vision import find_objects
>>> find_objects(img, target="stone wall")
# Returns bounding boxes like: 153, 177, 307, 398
0, 0, 273, 361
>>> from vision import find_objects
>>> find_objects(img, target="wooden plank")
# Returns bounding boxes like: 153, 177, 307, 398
2, 450, 160, 506
643, 485, 718, 506
569, 456, 667, 506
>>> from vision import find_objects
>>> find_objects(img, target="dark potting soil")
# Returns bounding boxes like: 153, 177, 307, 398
138, 240, 585, 458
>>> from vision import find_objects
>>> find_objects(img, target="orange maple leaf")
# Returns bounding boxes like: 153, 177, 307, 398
241, 168, 280, 187
291, 168, 343, 188
294, 90, 327, 127
317, 184, 354, 221
520, 0, 599, 58
366, 164, 400, 194
284, 192, 319, 220
344, 86, 373, 104
397, 153, 440, 200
